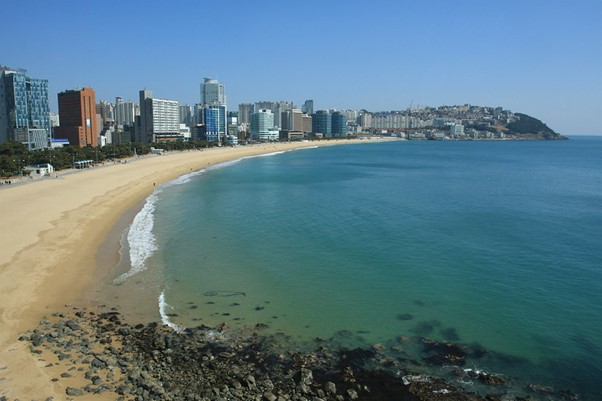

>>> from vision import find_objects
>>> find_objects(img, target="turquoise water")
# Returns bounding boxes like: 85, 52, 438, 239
130, 138, 602, 399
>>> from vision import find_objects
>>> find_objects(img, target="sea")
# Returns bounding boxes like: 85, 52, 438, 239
109, 136, 602, 400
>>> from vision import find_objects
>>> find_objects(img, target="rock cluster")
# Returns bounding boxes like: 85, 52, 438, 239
13, 307, 577, 401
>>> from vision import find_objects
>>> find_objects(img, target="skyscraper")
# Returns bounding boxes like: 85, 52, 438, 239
114, 97, 138, 127
302, 99, 314, 115
179, 105, 192, 126
200, 78, 226, 105
199, 78, 227, 140
312, 110, 331, 137
55, 87, 99, 148
0, 66, 51, 150
331, 111, 348, 137
238, 103, 255, 125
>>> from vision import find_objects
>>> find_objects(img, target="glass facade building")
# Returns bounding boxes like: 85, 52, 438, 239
0, 66, 51, 149
201, 104, 226, 142
200, 78, 226, 106
312, 110, 331, 137
331, 111, 348, 137
250, 109, 276, 141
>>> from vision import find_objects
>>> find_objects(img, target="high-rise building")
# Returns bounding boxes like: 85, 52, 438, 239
97, 100, 114, 124
114, 97, 138, 127
273, 101, 293, 128
250, 109, 278, 141
312, 110, 331, 137
0, 66, 51, 150
137, 89, 180, 143
55, 87, 99, 148
282, 109, 303, 131
238, 103, 255, 125
302, 99, 314, 115
358, 112, 372, 130
331, 111, 347, 137
201, 104, 227, 142
255, 101, 275, 112
200, 78, 226, 105
302, 114, 313, 134
179, 105, 192, 126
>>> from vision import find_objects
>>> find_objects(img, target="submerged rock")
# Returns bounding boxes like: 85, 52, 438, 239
20, 308, 576, 401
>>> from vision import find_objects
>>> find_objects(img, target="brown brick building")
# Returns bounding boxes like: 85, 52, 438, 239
55, 87, 98, 147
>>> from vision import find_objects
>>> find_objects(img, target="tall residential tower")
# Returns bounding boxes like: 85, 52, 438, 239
137, 89, 180, 143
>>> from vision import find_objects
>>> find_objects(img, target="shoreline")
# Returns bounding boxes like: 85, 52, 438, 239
0, 139, 389, 399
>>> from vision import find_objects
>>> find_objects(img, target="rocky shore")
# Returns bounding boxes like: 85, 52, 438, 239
9, 307, 579, 401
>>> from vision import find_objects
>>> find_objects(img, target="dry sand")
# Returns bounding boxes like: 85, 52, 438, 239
0, 139, 391, 400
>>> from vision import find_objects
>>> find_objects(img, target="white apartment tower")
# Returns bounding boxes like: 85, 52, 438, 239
138, 89, 180, 142
200, 78, 226, 105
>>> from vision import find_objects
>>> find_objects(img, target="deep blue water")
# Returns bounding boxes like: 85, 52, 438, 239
126, 137, 602, 399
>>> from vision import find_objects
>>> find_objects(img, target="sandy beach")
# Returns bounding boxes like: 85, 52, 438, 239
0, 139, 382, 400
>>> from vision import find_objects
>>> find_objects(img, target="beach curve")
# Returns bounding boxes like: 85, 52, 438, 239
0, 139, 384, 400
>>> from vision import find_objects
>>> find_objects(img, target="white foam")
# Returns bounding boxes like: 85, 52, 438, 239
113, 170, 205, 285
113, 192, 159, 284
114, 147, 318, 285
255, 150, 286, 157
159, 290, 185, 333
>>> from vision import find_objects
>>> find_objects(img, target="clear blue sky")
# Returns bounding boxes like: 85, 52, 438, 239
2, 0, 601, 134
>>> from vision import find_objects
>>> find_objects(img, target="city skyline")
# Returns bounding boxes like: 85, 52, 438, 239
2, 0, 600, 135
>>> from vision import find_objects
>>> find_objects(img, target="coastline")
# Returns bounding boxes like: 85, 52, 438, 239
0, 139, 386, 400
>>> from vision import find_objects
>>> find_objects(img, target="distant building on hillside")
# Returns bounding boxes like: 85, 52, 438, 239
449, 123, 465, 137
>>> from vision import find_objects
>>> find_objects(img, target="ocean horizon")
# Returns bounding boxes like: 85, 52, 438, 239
111, 136, 602, 400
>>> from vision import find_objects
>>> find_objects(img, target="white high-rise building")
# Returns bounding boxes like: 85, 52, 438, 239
200, 78, 226, 105
138, 89, 180, 142
250, 109, 277, 141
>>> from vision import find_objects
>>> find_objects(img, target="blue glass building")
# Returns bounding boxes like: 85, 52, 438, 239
312, 110, 332, 137
331, 111, 348, 137
201, 104, 226, 142
0, 66, 51, 149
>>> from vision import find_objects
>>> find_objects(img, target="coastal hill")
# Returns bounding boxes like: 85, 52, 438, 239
368, 104, 566, 140
505, 113, 565, 140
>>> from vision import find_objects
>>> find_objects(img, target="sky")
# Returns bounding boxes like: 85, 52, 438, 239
2, 0, 601, 134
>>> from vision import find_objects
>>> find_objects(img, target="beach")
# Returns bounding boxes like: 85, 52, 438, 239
0, 139, 378, 400
2, 137, 595, 401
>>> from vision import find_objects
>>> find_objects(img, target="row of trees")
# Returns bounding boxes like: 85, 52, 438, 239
0, 140, 217, 178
